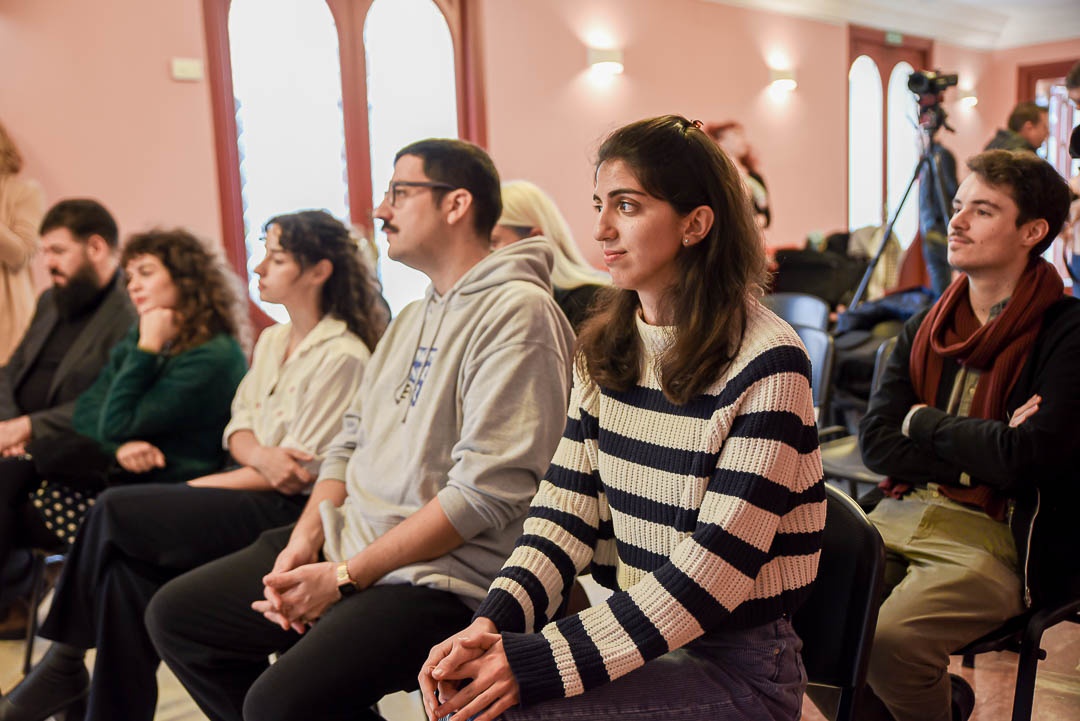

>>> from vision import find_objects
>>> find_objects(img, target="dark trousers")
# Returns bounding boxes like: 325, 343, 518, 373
146, 525, 474, 721
0, 457, 61, 578
39, 483, 306, 721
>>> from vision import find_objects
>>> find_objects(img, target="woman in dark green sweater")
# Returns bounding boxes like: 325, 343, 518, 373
0, 228, 247, 567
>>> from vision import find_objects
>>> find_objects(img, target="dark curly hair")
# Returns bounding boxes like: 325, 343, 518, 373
577, 114, 768, 405
264, 210, 389, 351
121, 229, 251, 354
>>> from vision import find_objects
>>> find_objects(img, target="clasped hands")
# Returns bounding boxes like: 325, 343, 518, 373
419, 618, 520, 721
250, 538, 340, 634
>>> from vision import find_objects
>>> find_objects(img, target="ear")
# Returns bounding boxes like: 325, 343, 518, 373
85, 234, 109, 260
1018, 217, 1049, 251
307, 258, 333, 285
443, 188, 474, 228
680, 205, 715, 247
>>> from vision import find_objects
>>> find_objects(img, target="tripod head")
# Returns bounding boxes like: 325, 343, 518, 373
917, 92, 954, 139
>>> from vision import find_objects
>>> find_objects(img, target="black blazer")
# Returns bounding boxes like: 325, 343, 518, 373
0, 271, 135, 438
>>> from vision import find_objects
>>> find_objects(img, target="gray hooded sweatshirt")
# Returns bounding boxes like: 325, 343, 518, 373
318, 237, 576, 607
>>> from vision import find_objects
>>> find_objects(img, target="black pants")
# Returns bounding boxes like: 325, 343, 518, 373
39, 484, 306, 721
146, 525, 474, 721
0, 457, 63, 578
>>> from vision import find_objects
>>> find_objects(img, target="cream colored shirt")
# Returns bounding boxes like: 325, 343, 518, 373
223, 316, 370, 478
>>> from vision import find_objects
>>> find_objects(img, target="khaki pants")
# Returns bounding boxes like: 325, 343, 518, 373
865, 490, 1024, 721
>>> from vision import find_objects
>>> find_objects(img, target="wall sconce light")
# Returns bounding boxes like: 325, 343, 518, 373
768, 68, 797, 92
959, 90, 978, 108
588, 47, 624, 76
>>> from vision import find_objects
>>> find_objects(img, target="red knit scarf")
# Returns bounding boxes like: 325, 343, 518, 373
882, 259, 1063, 518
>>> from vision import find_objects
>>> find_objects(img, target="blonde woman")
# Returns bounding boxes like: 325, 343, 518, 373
0, 121, 46, 363
491, 180, 607, 331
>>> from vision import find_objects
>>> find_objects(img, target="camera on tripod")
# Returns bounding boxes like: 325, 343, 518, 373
909, 70, 959, 136
908, 70, 958, 96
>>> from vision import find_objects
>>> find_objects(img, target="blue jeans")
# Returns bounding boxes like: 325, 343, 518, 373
446, 617, 805, 721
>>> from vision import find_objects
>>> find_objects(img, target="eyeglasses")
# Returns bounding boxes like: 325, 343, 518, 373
383, 180, 456, 208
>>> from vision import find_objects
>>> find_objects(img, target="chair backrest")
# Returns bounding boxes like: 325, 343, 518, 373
793, 485, 886, 721
762, 292, 830, 331
793, 324, 835, 423
871, 336, 898, 395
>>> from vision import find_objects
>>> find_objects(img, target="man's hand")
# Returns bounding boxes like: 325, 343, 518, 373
250, 534, 322, 632
0, 415, 31, 454
250, 446, 315, 495
1009, 394, 1041, 428
137, 307, 180, 352
251, 561, 339, 633
116, 441, 166, 473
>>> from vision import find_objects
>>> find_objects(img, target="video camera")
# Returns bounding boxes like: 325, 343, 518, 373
908, 70, 958, 96
909, 70, 958, 136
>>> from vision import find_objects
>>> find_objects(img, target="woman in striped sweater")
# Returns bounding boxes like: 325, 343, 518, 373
419, 115, 825, 721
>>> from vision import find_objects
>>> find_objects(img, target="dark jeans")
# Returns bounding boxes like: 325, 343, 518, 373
146, 525, 474, 721
500, 618, 806, 721
39, 484, 306, 721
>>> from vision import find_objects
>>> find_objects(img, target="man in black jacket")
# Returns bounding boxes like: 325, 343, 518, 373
0, 199, 134, 634
857, 150, 1077, 721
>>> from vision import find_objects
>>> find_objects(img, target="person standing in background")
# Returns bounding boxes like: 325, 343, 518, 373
705, 121, 771, 231
0, 121, 46, 364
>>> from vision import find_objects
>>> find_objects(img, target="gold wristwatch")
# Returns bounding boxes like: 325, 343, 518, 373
336, 561, 358, 598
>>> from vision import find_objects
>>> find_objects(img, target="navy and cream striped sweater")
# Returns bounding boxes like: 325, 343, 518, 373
474, 304, 826, 706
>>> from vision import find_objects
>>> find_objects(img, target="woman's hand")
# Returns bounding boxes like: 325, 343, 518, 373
115, 440, 166, 473
419, 617, 520, 721
250, 445, 315, 494
137, 307, 180, 352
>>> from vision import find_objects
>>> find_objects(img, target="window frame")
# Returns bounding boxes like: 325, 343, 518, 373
201, 0, 487, 327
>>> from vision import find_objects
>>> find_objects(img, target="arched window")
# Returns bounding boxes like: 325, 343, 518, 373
202, 0, 487, 327
848, 26, 932, 255
887, 61, 920, 248
848, 55, 884, 232
228, 0, 349, 320
365, 0, 458, 314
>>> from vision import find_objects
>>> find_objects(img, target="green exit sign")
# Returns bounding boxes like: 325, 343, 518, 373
885, 31, 904, 45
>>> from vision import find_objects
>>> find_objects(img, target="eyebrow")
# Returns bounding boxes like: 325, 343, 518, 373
954, 198, 1003, 211
593, 188, 649, 201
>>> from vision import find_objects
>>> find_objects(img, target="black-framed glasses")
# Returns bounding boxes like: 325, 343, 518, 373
384, 180, 456, 208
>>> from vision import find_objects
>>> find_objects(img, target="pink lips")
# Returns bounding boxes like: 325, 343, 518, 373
602, 249, 625, 265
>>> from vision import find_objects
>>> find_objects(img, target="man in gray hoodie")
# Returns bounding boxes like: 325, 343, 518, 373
147, 139, 576, 721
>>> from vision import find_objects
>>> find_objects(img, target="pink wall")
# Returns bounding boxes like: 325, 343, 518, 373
2, 0, 1076, 277
0, 0, 221, 247
935, 37, 1080, 173
479, 0, 849, 266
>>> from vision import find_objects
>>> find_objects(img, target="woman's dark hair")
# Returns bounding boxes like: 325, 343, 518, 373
121, 229, 250, 354
264, 210, 389, 350
577, 114, 768, 405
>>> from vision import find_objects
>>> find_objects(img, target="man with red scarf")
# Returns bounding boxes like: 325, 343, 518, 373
857, 149, 1077, 721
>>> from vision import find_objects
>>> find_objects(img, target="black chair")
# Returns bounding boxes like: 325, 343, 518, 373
762, 292, 830, 331
793, 324, 835, 426
952, 595, 1080, 721
794, 484, 886, 721
819, 336, 897, 497
21, 550, 65, 674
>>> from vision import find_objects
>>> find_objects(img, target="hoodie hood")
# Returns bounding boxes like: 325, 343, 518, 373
432, 236, 555, 303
